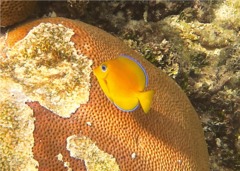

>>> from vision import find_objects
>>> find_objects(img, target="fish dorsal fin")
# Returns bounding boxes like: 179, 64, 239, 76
120, 54, 148, 87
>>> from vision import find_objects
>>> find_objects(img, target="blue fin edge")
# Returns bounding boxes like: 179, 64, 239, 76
106, 94, 139, 112
114, 102, 139, 112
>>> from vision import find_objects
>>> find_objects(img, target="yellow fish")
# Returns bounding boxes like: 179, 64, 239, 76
93, 54, 154, 113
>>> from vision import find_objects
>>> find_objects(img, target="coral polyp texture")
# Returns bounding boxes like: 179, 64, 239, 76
0, 17, 209, 170
0, 0, 37, 27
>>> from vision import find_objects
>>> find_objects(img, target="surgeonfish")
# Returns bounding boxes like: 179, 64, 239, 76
93, 54, 154, 113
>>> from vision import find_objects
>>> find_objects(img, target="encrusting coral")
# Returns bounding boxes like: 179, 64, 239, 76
1, 22, 93, 118
0, 78, 38, 170
0, 17, 209, 170
66, 135, 120, 171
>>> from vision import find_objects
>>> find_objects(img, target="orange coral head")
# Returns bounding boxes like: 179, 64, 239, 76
1, 17, 209, 171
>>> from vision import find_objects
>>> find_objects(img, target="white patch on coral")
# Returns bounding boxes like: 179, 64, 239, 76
56, 153, 72, 171
86, 122, 92, 127
131, 152, 137, 159
56, 153, 63, 162
214, 0, 238, 23
0, 77, 38, 170
66, 135, 120, 171
2, 23, 93, 118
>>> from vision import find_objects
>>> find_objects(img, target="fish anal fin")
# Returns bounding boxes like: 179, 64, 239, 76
113, 96, 139, 112
137, 90, 154, 113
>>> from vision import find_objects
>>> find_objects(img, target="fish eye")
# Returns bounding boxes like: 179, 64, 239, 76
101, 64, 107, 72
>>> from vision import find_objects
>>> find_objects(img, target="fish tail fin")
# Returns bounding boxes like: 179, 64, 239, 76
137, 90, 154, 113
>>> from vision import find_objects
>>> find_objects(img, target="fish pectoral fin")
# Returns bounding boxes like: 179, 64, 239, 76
97, 78, 113, 101
137, 90, 154, 113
